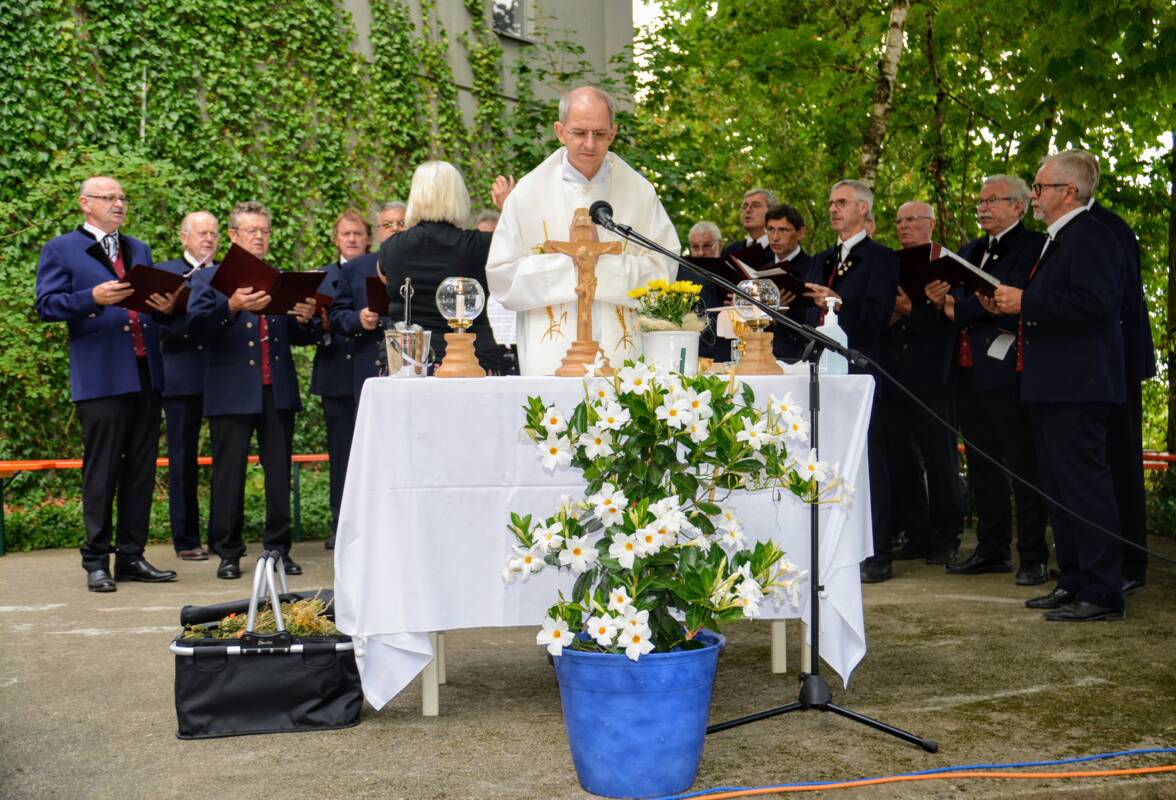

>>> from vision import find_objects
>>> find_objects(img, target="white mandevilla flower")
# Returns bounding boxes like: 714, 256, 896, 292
716, 506, 741, 533
586, 376, 615, 404
557, 494, 580, 519
686, 417, 709, 444
655, 395, 692, 429
799, 448, 829, 483
769, 392, 799, 419
607, 586, 632, 614
608, 532, 641, 568
621, 607, 650, 632
534, 521, 565, 553
578, 426, 615, 459
617, 363, 655, 395
536, 617, 571, 656
635, 524, 664, 556
537, 435, 571, 471
684, 388, 714, 420
587, 482, 628, 524
720, 525, 747, 550
597, 402, 631, 431
585, 613, 618, 647
588, 349, 609, 377
558, 535, 598, 573
736, 594, 762, 619
782, 413, 810, 444
501, 557, 524, 584
620, 624, 655, 661
540, 406, 567, 434
512, 545, 545, 580
735, 416, 769, 451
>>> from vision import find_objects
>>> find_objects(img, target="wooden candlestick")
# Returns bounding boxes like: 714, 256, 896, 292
434, 331, 486, 378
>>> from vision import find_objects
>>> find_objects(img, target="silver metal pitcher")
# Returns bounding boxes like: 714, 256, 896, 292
384, 327, 432, 377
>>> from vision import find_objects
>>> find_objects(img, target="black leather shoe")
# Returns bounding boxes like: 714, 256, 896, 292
283, 557, 303, 576
925, 544, 959, 565
87, 569, 117, 593
1043, 601, 1125, 622
946, 552, 1012, 575
1122, 578, 1146, 596
114, 559, 178, 583
216, 558, 241, 580
860, 561, 893, 584
1025, 586, 1075, 609
1015, 563, 1049, 586
324, 535, 335, 551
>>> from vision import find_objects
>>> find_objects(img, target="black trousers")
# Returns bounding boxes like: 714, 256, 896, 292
1109, 382, 1147, 582
321, 394, 357, 532
866, 391, 893, 565
1027, 402, 1123, 609
76, 358, 161, 572
207, 386, 294, 561
956, 379, 1049, 567
163, 393, 206, 552
881, 388, 964, 552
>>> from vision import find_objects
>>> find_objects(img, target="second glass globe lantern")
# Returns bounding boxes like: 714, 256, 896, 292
434, 276, 487, 378
731, 279, 784, 375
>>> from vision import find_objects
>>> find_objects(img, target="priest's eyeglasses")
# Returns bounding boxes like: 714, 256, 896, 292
975, 196, 1016, 207
565, 128, 612, 142
84, 193, 128, 204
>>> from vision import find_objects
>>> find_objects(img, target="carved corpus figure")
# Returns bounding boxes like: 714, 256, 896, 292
542, 207, 623, 376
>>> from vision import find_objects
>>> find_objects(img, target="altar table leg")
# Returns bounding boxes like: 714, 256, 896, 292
801, 621, 812, 674
437, 631, 447, 685
422, 633, 441, 716
770, 620, 787, 673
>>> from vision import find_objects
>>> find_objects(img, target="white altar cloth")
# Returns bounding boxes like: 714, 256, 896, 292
334, 375, 875, 710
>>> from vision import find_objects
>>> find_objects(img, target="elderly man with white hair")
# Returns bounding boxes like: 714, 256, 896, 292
486, 85, 678, 376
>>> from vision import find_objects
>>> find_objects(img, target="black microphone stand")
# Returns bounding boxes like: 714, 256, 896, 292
595, 210, 938, 753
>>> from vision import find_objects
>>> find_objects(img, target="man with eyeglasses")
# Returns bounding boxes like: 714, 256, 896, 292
983, 152, 1126, 622
1064, 150, 1155, 598
154, 211, 221, 561
721, 188, 777, 258
35, 175, 179, 592
187, 201, 320, 580
376, 201, 407, 244
761, 203, 814, 363
927, 176, 1050, 586
311, 209, 378, 550
486, 85, 678, 375
881, 201, 964, 570
803, 179, 900, 583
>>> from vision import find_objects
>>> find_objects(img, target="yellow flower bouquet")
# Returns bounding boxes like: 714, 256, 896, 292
627, 279, 708, 333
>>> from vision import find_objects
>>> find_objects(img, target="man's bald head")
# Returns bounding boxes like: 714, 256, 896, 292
554, 86, 618, 180
179, 211, 219, 264
895, 201, 934, 247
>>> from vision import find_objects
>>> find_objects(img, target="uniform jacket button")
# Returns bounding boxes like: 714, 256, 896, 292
248, 340, 255, 347
249, 359, 256, 366
246, 321, 253, 329
123, 324, 131, 332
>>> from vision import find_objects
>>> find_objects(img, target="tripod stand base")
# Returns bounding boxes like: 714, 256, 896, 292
707, 672, 938, 753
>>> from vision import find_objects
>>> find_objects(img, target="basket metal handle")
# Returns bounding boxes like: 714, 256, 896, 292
245, 551, 288, 633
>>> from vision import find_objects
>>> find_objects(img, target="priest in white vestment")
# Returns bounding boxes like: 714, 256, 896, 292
486, 86, 679, 376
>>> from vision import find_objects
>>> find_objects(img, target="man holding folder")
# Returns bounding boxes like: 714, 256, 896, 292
187, 201, 320, 579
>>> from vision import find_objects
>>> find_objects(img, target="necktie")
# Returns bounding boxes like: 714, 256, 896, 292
103, 234, 119, 264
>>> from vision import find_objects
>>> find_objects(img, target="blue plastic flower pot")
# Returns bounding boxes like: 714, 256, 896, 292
553, 632, 724, 799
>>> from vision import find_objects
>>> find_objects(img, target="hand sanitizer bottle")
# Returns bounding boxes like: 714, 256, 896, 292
816, 297, 849, 375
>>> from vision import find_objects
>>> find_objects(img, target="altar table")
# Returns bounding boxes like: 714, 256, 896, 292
334, 374, 875, 711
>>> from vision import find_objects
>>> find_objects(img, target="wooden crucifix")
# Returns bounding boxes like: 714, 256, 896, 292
542, 207, 623, 377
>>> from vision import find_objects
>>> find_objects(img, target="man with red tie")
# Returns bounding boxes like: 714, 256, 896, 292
35, 176, 179, 592
986, 152, 1126, 621
187, 201, 320, 580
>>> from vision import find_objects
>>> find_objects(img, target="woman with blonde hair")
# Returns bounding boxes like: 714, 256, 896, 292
377, 161, 505, 373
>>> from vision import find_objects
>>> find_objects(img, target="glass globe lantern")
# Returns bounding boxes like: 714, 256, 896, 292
733, 279, 780, 331
435, 277, 486, 331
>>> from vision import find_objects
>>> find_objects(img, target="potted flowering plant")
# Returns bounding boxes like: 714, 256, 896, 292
502, 358, 848, 798
628, 279, 707, 374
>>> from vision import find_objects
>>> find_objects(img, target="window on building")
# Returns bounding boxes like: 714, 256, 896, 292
492, 0, 526, 38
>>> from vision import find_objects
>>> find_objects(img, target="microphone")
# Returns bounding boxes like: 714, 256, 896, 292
588, 200, 615, 229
